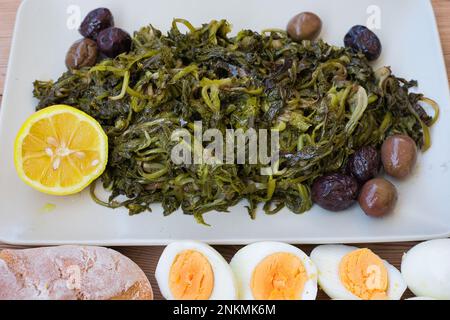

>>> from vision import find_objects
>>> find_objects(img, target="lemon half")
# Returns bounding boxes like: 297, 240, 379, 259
14, 105, 108, 195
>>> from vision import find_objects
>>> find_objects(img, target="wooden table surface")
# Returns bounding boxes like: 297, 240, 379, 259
0, 0, 449, 300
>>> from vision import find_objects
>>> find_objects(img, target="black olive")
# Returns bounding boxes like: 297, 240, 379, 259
347, 146, 380, 183
65, 38, 98, 70
311, 173, 358, 212
96, 27, 131, 58
79, 8, 114, 40
344, 25, 382, 61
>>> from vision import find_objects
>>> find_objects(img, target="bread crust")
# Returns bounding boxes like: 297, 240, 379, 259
0, 246, 153, 300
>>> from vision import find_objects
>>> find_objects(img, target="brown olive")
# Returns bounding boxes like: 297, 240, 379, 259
79, 8, 114, 40
65, 38, 98, 70
97, 27, 131, 58
347, 146, 380, 183
287, 12, 322, 42
311, 173, 358, 212
359, 178, 397, 217
381, 135, 417, 179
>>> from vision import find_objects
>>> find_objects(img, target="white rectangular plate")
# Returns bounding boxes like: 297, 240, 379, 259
1, 0, 449, 245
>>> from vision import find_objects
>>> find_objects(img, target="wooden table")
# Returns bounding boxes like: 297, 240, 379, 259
0, 0, 449, 300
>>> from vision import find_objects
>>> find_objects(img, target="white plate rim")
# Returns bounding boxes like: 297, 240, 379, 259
0, 0, 449, 245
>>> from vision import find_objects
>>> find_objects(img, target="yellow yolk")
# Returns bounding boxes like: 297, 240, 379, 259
169, 250, 214, 300
251, 252, 307, 300
339, 248, 389, 300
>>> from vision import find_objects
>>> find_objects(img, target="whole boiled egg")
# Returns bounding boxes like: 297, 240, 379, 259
401, 239, 450, 300
155, 241, 238, 300
311, 245, 406, 300
230, 242, 318, 300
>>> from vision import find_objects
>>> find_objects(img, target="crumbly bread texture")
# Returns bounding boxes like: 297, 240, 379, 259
0, 245, 153, 300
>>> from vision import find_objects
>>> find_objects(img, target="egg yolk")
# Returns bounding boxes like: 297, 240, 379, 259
339, 248, 389, 300
169, 250, 214, 300
251, 252, 307, 300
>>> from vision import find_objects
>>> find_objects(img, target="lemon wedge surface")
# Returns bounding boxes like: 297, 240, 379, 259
14, 105, 108, 195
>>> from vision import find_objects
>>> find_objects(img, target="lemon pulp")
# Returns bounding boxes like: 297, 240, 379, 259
14, 105, 108, 195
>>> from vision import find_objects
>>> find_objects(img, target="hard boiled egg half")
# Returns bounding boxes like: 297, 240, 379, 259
230, 242, 318, 300
155, 241, 238, 300
311, 245, 406, 300
401, 239, 450, 300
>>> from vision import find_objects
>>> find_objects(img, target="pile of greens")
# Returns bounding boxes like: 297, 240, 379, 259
33, 19, 437, 224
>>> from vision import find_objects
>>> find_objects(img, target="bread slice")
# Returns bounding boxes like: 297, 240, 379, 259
0, 246, 153, 300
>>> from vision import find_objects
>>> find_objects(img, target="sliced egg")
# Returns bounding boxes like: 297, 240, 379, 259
311, 245, 406, 300
230, 242, 318, 300
155, 241, 238, 300
401, 239, 450, 300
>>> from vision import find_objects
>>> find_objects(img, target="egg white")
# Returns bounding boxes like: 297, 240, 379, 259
155, 241, 238, 300
401, 239, 450, 300
310, 245, 407, 300
229, 242, 318, 300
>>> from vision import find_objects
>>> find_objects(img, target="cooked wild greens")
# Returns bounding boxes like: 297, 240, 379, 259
33, 19, 438, 223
